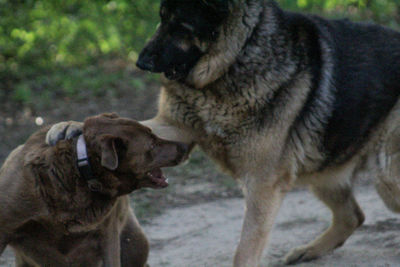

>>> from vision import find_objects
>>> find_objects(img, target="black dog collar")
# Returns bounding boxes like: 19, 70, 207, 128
76, 134, 102, 192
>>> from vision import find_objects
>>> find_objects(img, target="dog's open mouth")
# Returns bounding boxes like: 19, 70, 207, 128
164, 69, 181, 80
164, 66, 188, 81
146, 168, 169, 188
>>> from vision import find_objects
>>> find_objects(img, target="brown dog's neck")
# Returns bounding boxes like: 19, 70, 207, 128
23, 134, 120, 231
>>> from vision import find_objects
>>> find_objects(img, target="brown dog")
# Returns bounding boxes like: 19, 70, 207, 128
0, 113, 188, 267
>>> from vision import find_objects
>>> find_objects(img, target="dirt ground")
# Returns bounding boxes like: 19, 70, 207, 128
1, 184, 399, 266
0, 70, 399, 266
143, 184, 400, 267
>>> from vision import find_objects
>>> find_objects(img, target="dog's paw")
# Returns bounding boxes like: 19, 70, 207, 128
284, 245, 321, 265
46, 121, 83, 146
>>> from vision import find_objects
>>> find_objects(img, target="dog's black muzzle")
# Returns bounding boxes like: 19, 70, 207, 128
137, 34, 204, 81
136, 54, 157, 72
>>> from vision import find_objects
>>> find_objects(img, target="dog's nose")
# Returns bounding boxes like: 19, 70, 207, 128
136, 55, 155, 72
177, 143, 189, 155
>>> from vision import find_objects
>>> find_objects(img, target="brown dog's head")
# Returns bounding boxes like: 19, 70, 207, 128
82, 113, 188, 195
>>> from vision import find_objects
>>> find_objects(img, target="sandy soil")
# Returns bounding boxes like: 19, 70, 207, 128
142, 185, 400, 267
1, 177, 399, 267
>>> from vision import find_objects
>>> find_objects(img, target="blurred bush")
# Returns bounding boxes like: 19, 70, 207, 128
0, 0, 160, 104
281, 0, 400, 25
0, 0, 399, 105
0, 0, 159, 70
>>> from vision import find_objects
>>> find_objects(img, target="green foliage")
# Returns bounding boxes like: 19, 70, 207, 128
13, 84, 32, 103
0, 0, 159, 67
0, 0, 162, 107
280, 0, 400, 26
0, 0, 399, 105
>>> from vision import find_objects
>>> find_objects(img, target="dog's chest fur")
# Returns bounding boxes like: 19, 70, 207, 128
161, 71, 313, 176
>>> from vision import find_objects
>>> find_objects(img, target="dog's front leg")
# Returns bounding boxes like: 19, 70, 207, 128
46, 117, 194, 148
234, 176, 287, 267
103, 222, 121, 267
140, 118, 194, 145
46, 121, 83, 145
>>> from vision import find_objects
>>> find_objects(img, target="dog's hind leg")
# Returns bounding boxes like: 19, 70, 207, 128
374, 126, 400, 213
375, 152, 400, 213
285, 183, 364, 264
234, 176, 287, 267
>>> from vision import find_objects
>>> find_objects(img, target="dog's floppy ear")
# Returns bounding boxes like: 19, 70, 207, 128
99, 135, 126, 170
99, 113, 119, 119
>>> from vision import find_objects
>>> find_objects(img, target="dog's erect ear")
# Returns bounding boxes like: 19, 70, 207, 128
200, 0, 231, 13
99, 135, 126, 171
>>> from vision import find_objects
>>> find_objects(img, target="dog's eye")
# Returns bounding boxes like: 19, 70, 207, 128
180, 22, 195, 32
149, 143, 155, 150
160, 6, 168, 19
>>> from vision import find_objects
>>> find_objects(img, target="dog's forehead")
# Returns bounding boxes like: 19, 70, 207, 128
85, 115, 152, 135
110, 120, 152, 135
161, 0, 209, 19
160, 0, 229, 30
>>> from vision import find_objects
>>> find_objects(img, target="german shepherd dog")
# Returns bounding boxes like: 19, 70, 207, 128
47, 0, 400, 266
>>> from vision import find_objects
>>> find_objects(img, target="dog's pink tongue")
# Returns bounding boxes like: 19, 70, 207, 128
149, 169, 169, 188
